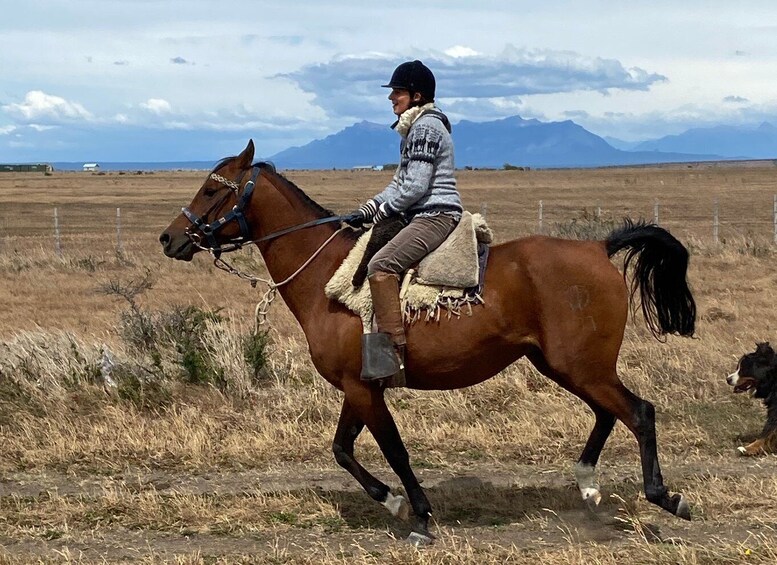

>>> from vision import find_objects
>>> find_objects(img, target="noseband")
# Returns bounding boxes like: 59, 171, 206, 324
182, 165, 346, 257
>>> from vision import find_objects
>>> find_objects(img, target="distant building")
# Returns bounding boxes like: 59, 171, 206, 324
0, 163, 53, 173
351, 165, 385, 171
83, 163, 100, 171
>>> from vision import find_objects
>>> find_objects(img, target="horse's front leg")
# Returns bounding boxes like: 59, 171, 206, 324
343, 380, 434, 544
332, 399, 410, 520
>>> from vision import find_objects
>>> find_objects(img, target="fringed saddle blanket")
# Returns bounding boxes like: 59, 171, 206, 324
325, 212, 492, 329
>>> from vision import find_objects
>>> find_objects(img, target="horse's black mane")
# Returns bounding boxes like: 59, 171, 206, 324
211, 155, 360, 241
252, 160, 337, 220
212, 155, 333, 217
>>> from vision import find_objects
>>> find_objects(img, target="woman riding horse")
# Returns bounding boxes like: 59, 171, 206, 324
159, 83, 696, 543
346, 60, 463, 384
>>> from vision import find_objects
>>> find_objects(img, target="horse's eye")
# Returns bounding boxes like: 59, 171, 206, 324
204, 187, 217, 197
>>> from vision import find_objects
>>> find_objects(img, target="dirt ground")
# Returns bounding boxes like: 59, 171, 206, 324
1, 165, 777, 563
1, 457, 775, 563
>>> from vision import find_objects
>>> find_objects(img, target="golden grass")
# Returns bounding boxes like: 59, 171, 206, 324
1, 165, 777, 562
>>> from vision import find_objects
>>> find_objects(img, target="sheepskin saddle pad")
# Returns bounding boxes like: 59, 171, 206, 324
325, 211, 492, 328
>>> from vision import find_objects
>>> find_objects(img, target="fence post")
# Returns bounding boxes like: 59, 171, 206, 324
653, 199, 660, 224
53, 207, 62, 257
713, 198, 719, 244
538, 200, 543, 234
773, 194, 776, 245
480, 202, 488, 218
116, 207, 123, 254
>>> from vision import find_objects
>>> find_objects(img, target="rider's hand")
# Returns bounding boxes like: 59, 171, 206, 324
342, 211, 368, 228
343, 199, 379, 228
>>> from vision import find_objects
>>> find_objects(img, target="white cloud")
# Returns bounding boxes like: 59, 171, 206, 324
3, 1, 777, 160
29, 124, 57, 132
140, 98, 172, 114
2, 91, 93, 123
562, 99, 777, 142
444, 46, 480, 58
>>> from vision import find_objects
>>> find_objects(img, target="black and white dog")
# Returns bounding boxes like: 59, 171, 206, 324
726, 342, 777, 456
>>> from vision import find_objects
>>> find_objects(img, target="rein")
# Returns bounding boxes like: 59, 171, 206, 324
182, 164, 355, 331
184, 166, 347, 255
215, 227, 347, 330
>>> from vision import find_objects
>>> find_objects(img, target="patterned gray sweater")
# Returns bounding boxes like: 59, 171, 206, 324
372, 111, 462, 219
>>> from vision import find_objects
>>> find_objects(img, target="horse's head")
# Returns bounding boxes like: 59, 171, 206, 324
160, 140, 257, 261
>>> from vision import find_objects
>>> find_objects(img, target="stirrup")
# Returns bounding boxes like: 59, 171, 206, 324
361, 333, 403, 381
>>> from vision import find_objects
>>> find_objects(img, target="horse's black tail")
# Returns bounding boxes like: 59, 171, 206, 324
605, 219, 696, 338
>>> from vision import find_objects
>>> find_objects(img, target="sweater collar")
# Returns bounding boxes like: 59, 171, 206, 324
391, 103, 436, 137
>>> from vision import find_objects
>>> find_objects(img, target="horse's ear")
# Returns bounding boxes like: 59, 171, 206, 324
237, 140, 255, 169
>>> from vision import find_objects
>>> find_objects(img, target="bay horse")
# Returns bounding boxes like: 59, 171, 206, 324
159, 140, 696, 543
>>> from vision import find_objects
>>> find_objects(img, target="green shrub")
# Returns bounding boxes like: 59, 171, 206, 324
64, 337, 102, 388
112, 365, 173, 410
160, 305, 224, 386
243, 330, 270, 383
101, 273, 273, 395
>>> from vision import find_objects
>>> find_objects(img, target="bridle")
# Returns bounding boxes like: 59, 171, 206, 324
182, 164, 345, 257
181, 163, 354, 329
182, 166, 257, 255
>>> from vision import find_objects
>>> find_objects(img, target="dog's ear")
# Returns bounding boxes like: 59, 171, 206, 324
755, 342, 774, 358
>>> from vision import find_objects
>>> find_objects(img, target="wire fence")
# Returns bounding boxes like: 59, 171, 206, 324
535, 195, 777, 245
1, 195, 776, 257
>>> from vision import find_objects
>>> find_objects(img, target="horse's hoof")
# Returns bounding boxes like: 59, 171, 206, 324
584, 494, 603, 518
581, 487, 602, 508
383, 493, 411, 521
675, 495, 691, 521
407, 531, 434, 547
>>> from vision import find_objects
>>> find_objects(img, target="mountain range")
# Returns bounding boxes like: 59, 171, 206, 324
268, 116, 777, 170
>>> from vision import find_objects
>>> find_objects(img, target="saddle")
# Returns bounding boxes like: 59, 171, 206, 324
326, 212, 492, 329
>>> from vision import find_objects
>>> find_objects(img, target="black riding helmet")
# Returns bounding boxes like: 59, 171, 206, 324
382, 60, 435, 102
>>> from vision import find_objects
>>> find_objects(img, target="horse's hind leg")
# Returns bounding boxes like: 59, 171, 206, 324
529, 351, 688, 519
585, 379, 691, 520
574, 404, 616, 509
332, 400, 410, 520
528, 351, 615, 509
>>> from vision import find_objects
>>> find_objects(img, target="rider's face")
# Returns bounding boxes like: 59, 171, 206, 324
389, 88, 421, 116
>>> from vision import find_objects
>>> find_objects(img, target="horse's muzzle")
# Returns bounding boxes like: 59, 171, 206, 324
159, 230, 195, 261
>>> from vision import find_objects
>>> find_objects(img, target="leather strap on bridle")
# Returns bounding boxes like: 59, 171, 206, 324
183, 164, 349, 256
182, 166, 259, 255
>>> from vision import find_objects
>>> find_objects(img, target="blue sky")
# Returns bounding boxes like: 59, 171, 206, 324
2, 0, 777, 162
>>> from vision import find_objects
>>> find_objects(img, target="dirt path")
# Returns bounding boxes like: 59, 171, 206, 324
2, 458, 776, 562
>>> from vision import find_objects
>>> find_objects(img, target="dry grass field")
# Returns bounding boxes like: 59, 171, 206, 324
0, 163, 776, 563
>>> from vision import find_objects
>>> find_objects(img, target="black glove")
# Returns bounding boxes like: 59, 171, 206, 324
342, 211, 368, 228
343, 199, 379, 228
